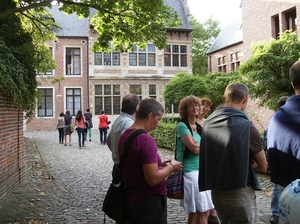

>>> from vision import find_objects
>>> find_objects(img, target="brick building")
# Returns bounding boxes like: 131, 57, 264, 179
207, 0, 300, 130
26, 0, 193, 130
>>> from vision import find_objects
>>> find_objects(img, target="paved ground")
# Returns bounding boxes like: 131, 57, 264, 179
0, 129, 274, 224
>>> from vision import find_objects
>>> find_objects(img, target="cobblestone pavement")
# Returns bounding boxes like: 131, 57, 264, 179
0, 129, 273, 224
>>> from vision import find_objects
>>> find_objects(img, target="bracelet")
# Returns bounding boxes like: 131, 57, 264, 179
169, 163, 176, 171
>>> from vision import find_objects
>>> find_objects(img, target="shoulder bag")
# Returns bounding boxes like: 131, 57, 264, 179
166, 132, 184, 200
102, 129, 147, 223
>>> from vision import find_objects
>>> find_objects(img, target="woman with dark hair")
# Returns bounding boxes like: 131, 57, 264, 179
64, 110, 73, 146
118, 98, 182, 223
75, 110, 86, 149
98, 110, 109, 145
84, 108, 93, 142
176, 95, 214, 224
57, 112, 65, 144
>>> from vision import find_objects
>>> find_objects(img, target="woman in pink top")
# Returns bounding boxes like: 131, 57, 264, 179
75, 110, 86, 149
98, 110, 109, 145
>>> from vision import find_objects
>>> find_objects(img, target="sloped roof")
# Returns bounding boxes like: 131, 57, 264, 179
207, 15, 243, 54
48, 0, 192, 37
164, 0, 192, 31
48, 6, 89, 37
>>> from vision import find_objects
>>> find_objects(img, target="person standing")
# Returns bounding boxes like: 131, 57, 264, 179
64, 109, 73, 146
267, 61, 300, 223
196, 97, 212, 127
106, 93, 140, 175
263, 96, 289, 223
75, 110, 86, 149
84, 108, 93, 142
176, 95, 214, 224
98, 110, 109, 145
118, 98, 182, 224
199, 82, 267, 224
196, 97, 220, 224
57, 112, 65, 144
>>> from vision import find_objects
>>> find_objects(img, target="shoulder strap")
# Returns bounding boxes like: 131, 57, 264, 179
180, 118, 202, 159
112, 129, 147, 184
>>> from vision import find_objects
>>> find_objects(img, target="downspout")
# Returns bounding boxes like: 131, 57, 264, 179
208, 54, 212, 73
86, 37, 89, 108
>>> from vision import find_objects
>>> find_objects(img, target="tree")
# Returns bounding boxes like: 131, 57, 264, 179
163, 72, 208, 106
163, 71, 242, 109
1, 0, 181, 52
239, 31, 300, 111
0, 0, 181, 119
0, 0, 38, 119
191, 16, 220, 76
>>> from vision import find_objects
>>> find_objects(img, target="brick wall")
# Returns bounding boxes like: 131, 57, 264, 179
0, 95, 25, 201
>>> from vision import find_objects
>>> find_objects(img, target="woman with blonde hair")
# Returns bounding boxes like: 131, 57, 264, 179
176, 95, 214, 224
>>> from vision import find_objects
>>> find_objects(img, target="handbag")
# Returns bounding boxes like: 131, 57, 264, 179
70, 125, 75, 132
102, 129, 147, 223
166, 170, 184, 199
166, 132, 184, 199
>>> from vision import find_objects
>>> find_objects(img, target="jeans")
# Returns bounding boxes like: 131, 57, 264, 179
271, 184, 284, 216
84, 128, 92, 140
99, 128, 108, 144
58, 128, 64, 143
76, 127, 85, 147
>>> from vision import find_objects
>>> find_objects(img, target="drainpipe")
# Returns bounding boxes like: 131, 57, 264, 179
86, 37, 89, 109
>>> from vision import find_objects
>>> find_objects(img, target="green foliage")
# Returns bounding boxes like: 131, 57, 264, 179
191, 16, 220, 76
150, 121, 177, 150
163, 71, 242, 108
202, 71, 243, 107
163, 72, 207, 105
239, 31, 300, 111
0, 0, 38, 120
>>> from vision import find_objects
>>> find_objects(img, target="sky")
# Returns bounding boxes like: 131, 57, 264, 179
187, 0, 242, 28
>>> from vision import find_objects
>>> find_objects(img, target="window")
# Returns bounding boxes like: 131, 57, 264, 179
130, 85, 142, 100
37, 47, 53, 76
94, 45, 120, 66
272, 14, 280, 39
129, 44, 156, 66
230, 52, 241, 71
164, 45, 187, 67
66, 48, 81, 75
66, 88, 81, 116
165, 103, 179, 114
218, 56, 226, 72
284, 8, 297, 32
149, 85, 156, 99
38, 88, 53, 117
95, 85, 120, 115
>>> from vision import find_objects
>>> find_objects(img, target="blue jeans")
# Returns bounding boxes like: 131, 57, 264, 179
76, 127, 85, 147
99, 128, 108, 144
58, 128, 64, 143
271, 183, 284, 216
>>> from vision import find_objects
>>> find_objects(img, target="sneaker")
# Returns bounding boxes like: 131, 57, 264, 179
89, 139, 91, 142
79, 147, 82, 149
270, 215, 278, 223
82, 145, 86, 147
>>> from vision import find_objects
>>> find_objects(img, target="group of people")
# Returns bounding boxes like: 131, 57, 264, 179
56, 108, 93, 149
104, 60, 300, 224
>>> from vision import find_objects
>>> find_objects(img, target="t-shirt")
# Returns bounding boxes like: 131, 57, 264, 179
118, 128, 166, 202
176, 122, 200, 173
98, 114, 108, 128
